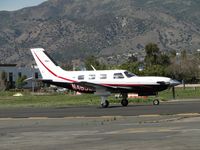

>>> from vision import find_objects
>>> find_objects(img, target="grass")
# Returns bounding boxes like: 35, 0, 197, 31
0, 92, 99, 108
0, 91, 153, 108
158, 87, 200, 100
0, 87, 200, 108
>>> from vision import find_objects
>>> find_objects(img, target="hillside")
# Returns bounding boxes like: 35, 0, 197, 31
0, 0, 200, 66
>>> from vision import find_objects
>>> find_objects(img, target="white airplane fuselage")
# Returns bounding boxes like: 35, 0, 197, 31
42, 69, 171, 95
31, 48, 180, 107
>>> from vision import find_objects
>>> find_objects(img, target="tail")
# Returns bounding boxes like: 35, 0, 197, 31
30, 48, 62, 80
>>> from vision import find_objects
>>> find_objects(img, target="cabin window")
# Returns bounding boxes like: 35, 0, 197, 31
113, 73, 124, 79
124, 71, 136, 78
100, 74, 107, 79
89, 74, 95, 80
78, 75, 84, 80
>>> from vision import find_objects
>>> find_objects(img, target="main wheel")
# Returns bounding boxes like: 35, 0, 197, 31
101, 100, 109, 108
121, 99, 128, 107
153, 99, 160, 105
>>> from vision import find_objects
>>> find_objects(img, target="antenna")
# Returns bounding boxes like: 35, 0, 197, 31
91, 65, 96, 71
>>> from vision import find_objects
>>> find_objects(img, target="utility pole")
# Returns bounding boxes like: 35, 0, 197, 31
172, 86, 175, 99
32, 64, 35, 93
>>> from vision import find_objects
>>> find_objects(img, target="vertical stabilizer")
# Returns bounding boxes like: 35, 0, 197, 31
30, 48, 61, 80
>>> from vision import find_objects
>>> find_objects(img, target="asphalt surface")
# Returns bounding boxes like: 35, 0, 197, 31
0, 100, 200, 118
1, 100, 200, 150
1, 115, 200, 150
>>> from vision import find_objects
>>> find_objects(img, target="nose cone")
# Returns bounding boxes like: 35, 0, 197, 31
169, 79, 181, 86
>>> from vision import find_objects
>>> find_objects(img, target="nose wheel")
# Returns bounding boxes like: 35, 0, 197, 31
153, 99, 160, 105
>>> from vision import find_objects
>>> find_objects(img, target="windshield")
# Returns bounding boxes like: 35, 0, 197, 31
124, 71, 136, 78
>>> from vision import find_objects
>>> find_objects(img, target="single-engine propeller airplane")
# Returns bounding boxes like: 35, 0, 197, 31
31, 48, 180, 108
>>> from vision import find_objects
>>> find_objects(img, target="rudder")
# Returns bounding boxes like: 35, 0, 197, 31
30, 48, 61, 80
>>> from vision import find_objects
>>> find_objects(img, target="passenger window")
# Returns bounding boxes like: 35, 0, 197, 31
78, 75, 84, 80
89, 74, 95, 80
100, 74, 107, 79
113, 73, 124, 79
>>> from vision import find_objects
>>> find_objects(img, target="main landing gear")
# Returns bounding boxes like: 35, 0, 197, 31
100, 93, 160, 108
121, 99, 128, 106
121, 93, 129, 107
101, 96, 109, 108
101, 100, 109, 108
100, 93, 129, 108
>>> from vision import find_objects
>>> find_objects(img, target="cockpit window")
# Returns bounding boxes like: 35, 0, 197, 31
113, 73, 124, 79
124, 71, 136, 78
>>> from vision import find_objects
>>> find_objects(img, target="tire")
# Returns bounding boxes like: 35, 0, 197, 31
153, 99, 160, 105
121, 99, 128, 107
101, 100, 109, 108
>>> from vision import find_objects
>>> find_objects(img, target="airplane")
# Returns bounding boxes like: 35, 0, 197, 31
30, 48, 180, 108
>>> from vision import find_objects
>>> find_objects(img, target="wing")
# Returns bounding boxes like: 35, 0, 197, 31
75, 81, 110, 91
76, 81, 133, 91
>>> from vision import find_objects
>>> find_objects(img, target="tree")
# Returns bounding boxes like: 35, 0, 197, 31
0, 71, 8, 91
143, 65, 166, 76
144, 43, 160, 66
167, 50, 199, 83
128, 55, 138, 63
85, 55, 107, 70
158, 54, 170, 66
119, 62, 141, 75
16, 75, 27, 89
143, 43, 170, 76
61, 63, 73, 71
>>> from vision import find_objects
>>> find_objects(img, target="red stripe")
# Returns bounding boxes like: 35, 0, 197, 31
102, 84, 145, 86
34, 52, 76, 82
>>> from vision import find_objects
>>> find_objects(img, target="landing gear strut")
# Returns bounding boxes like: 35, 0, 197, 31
101, 100, 109, 108
101, 96, 109, 108
153, 93, 160, 105
121, 93, 129, 107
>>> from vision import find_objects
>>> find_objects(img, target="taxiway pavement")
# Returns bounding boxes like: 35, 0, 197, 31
0, 100, 200, 118
0, 100, 200, 150
0, 115, 200, 150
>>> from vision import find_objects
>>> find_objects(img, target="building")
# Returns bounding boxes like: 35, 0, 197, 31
0, 64, 41, 89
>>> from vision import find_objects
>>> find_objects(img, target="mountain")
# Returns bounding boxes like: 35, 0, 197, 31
0, 0, 200, 66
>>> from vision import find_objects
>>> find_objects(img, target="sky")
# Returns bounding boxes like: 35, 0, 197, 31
0, 0, 47, 11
